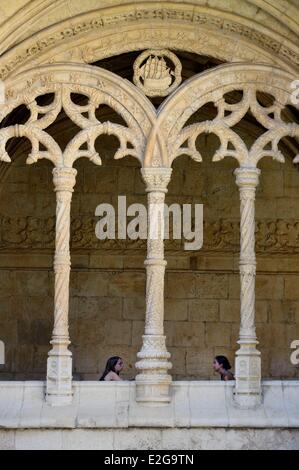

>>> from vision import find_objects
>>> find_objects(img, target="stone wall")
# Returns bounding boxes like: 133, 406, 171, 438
2, 427, 299, 450
1, 381, 299, 449
0, 133, 299, 380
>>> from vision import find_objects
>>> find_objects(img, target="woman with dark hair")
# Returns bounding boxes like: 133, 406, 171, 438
99, 356, 124, 381
213, 355, 234, 381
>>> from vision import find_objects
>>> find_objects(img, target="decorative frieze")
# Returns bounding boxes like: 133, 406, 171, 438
2, 216, 299, 254
1, 7, 298, 79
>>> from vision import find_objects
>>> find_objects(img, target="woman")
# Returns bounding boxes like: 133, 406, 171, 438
213, 355, 234, 381
99, 356, 124, 381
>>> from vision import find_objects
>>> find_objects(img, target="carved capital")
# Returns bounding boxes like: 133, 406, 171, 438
141, 168, 172, 193
53, 167, 77, 192
234, 167, 260, 190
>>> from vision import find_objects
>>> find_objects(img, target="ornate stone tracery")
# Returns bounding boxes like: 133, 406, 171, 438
151, 64, 299, 168
0, 58, 299, 407
146, 63, 299, 407
0, 63, 156, 405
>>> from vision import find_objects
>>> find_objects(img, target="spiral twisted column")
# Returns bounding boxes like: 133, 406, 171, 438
135, 167, 173, 405
46, 167, 77, 406
234, 167, 262, 408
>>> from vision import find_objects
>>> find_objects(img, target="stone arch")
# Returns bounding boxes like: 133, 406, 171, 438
141, 61, 299, 407
0, 1, 298, 81
0, 62, 158, 405
0, 62, 157, 172
144, 63, 299, 168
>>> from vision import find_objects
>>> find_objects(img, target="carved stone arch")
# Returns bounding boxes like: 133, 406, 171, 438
144, 63, 299, 168
0, 2, 298, 81
0, 62, 157, 170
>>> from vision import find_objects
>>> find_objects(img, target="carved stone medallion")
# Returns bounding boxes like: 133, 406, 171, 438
133, 49, 182, 97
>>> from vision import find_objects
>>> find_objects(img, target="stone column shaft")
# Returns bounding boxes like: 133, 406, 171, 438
46, 167, 77, 406
135, 167, 172, 404
234, 166, 262, 408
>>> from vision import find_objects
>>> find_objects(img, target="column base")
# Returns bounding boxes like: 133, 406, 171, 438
45, 391, 73, 407
233, 340, 262, 409
135, 373, 172, 405
233, 390, 262, 409
135, 335, 172, 405
46, 340, 73, 406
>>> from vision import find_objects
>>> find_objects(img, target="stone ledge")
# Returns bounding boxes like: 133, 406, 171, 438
1, 427, 299, 450
0, 380, 299, 429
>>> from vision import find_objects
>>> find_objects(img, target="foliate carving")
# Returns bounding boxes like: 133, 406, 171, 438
137, 335, 170, 358
3, 216, 299, 254
133, 49, 182, 97
141, 168, 172, 192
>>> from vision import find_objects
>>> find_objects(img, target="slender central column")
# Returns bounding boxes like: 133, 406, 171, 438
46, 167, 77, 406
135, 167, 173, 404
234, 166, 262, 408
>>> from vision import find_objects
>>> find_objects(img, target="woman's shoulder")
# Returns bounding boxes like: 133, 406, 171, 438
224, 370, 234, 380
104, 371, 121, 381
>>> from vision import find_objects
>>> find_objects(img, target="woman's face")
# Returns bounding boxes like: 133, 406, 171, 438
213, 359, 221, 371
114, 358, 124, 372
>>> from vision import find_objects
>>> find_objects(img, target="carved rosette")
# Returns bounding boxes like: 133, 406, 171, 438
234, 167, 262, 408
135, 168, 173, 404
46, 167, 77, 406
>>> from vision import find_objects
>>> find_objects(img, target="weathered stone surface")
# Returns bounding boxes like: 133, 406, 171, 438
2, 426, 299, 450
256, 301, 268, 323
73, 272, 109, 297
205, 323, 231, 348
165, 299, 188, 321
123, 297, 145, 320
168, 347, 186, 376
166, 321, 205, 348
188, 299, 219, 322
166, 273, 196, 298
186, 349, 215, 377
104, 320, 132, 346
0, 271, 13, 296
108, 272, 145, 298
219, 300, 240, 322
284, 276, 299, 301
0, 430, 15, 450
196, 274, 228, 299
256, 275, 284, 300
